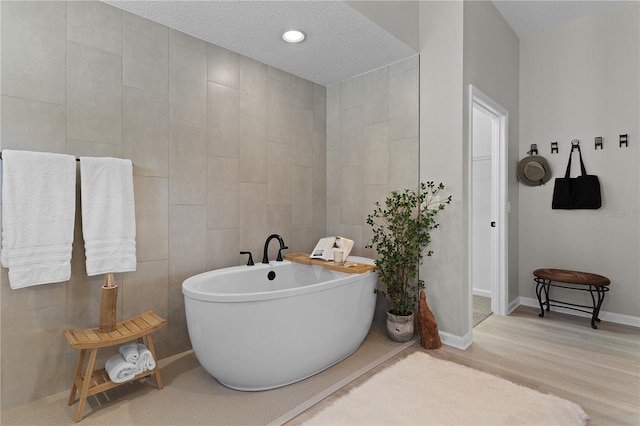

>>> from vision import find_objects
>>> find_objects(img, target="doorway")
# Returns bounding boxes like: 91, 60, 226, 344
472, 106, 493, 326
469, 85, 508, 328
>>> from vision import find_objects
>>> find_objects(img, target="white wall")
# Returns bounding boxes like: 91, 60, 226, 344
418, 1, 519, 345
463, 0, 520, 310
419, 1, 466, 341
519, 3, 640, 321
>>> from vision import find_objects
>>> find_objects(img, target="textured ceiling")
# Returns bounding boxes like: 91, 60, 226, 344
104, 1, 633, 87
104, 0, 417, 87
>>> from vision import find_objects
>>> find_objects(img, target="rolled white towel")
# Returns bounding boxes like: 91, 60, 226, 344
134, 360, 145, 376
136, 343, 156, 372
105, 354, 137, 384
119, 341, 139, 364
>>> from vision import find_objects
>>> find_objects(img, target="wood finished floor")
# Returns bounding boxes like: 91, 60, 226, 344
287, 305, 640, 425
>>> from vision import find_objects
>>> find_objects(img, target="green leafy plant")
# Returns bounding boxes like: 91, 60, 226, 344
366, 182, 451, 316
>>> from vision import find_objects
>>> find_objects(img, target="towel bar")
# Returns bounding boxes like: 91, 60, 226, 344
0, 152, 80, 161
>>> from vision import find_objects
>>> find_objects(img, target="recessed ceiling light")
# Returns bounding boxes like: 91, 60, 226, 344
282, 30, 305, 43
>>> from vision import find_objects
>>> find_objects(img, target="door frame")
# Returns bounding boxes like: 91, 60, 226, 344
469, 85, 509, 317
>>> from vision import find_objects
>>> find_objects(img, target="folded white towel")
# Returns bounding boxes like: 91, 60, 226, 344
105, 354, 138, 384
136, 343, 156, 373
80, 157, 136, 276
119, 341, 139, 364
1, 150, 76, 289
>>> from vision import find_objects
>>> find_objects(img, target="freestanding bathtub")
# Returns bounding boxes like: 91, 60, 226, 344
182, 256, 377, 391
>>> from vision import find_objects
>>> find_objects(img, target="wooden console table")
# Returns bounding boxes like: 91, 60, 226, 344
533, 268, 610, 329
63, 311, 167, 422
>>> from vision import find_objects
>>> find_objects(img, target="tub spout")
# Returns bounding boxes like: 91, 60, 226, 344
277, 245, 289, 262
262, 234, 287, 264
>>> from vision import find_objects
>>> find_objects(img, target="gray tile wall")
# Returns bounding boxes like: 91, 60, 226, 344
0, 1, 326, 409
326, 57, 419, 257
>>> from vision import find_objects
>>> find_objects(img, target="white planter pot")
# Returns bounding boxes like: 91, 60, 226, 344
386, 310, 414, 343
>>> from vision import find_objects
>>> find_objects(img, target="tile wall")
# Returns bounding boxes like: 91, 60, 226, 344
0, 1, 326, 409
326, 57, 419, 257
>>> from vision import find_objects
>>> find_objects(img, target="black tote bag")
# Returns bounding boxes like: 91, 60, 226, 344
552, 145, 602, 210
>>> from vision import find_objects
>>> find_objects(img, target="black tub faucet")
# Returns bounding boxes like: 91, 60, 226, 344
262, 234, 288, 264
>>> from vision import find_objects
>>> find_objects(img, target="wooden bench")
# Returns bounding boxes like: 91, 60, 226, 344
63, 311, 167, 422
533, 268, 610, 329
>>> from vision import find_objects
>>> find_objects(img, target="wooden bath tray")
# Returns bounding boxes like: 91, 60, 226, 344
284, 252, 375, 274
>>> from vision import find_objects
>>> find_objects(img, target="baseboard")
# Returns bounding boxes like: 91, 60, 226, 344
507, 297, 520, 314
472, 289, 492, 298
439, 329, 472, 350
518, 297, 640, 328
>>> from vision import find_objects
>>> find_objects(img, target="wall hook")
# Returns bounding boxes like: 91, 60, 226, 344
595, 137, 603, 150
620, 134, 628, 147
527, 144, 538, 155
571, 139, 580, 152
551, 141, 558, 154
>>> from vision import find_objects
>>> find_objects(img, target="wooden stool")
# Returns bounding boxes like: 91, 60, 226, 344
63, 311, 167, 422
533, 268, 610, 329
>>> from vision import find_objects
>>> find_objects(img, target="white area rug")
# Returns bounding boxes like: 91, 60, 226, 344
303, 351, 589, 425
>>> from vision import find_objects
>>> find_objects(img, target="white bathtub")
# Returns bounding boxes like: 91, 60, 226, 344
182, 256, 377, 391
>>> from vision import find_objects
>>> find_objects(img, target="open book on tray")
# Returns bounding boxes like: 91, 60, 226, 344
310, 236, 354, 261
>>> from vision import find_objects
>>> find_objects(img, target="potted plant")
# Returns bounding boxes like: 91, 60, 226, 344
366, 181, 451, 342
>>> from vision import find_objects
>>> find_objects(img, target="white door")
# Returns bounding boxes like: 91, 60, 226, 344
472, 107, 493, 300
469, 85, 508, 320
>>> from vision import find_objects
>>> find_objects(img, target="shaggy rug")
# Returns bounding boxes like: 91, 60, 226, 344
303, 352, 589, 425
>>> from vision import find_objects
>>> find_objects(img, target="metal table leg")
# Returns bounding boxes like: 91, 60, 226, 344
535, 277, 550, 317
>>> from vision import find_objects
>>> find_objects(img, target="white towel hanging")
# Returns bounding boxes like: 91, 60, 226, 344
1, 150, 76, 288
80, 157, 137, 276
